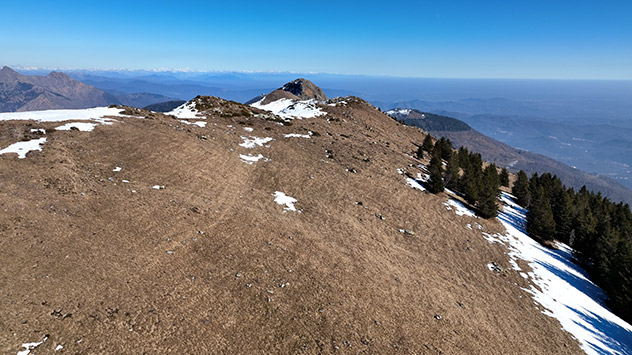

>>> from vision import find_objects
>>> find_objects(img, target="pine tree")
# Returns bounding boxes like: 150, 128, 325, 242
499, 168, 510, 187
426, 155, 444, 194
512, 170, 531, 207
526, 186, 556, 241
552, 186, 573, 243
415, 144, 424, 159
478, 165, 500, 218
422, 134, 434, 152
444, 151, 460, 189
439, 137, 453, 160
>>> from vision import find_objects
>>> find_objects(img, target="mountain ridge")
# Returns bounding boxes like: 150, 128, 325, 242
0, 66, 119, 112
388, 108, 632, 205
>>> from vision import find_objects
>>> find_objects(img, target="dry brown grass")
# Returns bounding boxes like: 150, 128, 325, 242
0, 98, 582, 354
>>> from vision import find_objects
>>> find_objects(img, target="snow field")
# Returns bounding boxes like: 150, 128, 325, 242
0, 107, 128, 159
251, 98, 326, 119
494, 192, 632, 355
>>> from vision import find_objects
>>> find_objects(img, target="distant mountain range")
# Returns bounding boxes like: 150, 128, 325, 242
0, 66, 176, 112
379, 98, 632, 191
0, 66, 119, 112
388, 108, 632, 205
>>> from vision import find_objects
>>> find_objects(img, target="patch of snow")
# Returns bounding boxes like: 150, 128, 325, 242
273, 191, 297, 212
417, 172, 430, 182
55, 345, 63, 351
0, 137, 46, 159
239, 136, 273, 149
443, 199, 477, 217
243, 127, 254, 132
167, 101, 199, 119
386, 108, 411, 116
55, 122, 99, 132
496, 191, 632, 355
284, 133, 311, 138
179, 120, 207, 127
406, 177, 426, 191
251, 98, 325, 119
327, 100, 348, 107
0, 107, 123, 125
239, 153, 266, 165
113, 166, 122, 172
30, 128, 46, 134
397, 168, 404, 175
17, 335, 48, 355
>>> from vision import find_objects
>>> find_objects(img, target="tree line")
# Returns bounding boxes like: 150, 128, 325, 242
417, 135, 508, 219
513, 171, 632, 323
416, 133, 632, 323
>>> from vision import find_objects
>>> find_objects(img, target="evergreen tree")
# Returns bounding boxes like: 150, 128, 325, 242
444, 152, 460, 189
438, 137, 453, 160
421, 134, 434, 152
426, 155, 444, 194
415, 144, 424, 160
499, 168, 510, 187
458, 146, 470, 168
512, 170, 531, 207
478, 165, 500, 218
526, 186, 556, 241
551, 186, 573, 243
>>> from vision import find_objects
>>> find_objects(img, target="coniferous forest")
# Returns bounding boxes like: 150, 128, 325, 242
420, 136, 501, 218
514, 172, 632, 323
418, 134, 632, 323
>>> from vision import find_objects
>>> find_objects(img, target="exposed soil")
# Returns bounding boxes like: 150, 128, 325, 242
0, 97, 582, 353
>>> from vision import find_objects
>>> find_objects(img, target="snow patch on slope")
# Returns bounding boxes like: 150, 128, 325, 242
239, 136, 273, 149
0, 138, 46, 159
167, 101, 200, 119
251, 98, 325, 119
406, 177, 426, 191
17, 335, 48, 355
495, 192, 632, 355
55, 122, 99, 132
386, 108, 411, 116
239, 153, 267, 165
0, 107, 123, 124
443, 199, 477, 217
284, 133, 312, 138
273, 191, 298, 212
179, 120, 206, 127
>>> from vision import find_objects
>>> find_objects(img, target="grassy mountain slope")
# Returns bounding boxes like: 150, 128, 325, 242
0, 95, 582, 354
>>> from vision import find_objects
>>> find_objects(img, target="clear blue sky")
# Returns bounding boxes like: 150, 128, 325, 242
1, 0, 631, 79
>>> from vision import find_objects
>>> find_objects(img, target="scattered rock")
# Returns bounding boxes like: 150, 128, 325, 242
399, 229, 415, 236
488, 262, 503, 273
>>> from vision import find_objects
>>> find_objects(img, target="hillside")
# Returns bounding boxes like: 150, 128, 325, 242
143, 100, 187, 112
387, 108, 632, 205
0, 66, 119, 112
2, 80, 630, 354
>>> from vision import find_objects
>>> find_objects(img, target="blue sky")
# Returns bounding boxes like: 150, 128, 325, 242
1, 0, 631, 79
